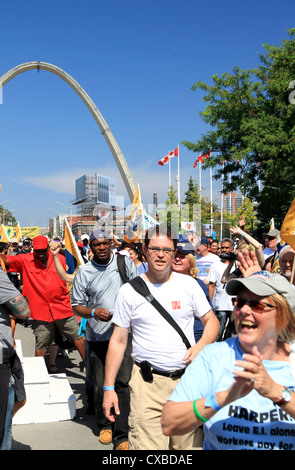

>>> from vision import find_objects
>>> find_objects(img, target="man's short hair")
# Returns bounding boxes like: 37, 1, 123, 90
144, 224, 178, 249
221, 238, 234, 248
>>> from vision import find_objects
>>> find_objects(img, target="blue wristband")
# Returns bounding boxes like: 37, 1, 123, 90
205, 393, 222, 411
91, 308, 95, 318
103, 385, 115, 391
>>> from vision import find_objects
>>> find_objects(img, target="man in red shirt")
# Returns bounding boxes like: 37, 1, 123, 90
0, 236, 85, 364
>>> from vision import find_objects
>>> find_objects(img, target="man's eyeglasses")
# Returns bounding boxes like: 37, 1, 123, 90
147, 247, 175, 256
231, 297, 277, 313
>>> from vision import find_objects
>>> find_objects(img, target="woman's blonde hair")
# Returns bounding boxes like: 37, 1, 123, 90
237, 242, 255, 254
270, 293, 295, 343
186, 253, 199, 278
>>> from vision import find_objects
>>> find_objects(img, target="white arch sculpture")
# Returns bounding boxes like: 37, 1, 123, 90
0, 61, 137, 201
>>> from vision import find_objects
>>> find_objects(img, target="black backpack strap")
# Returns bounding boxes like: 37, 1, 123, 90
128, 276, 192, 349
116, 254, 129, 284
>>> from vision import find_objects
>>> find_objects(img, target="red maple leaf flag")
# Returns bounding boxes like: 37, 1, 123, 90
158, 147, 179, 165
193, 151, 211, 167
158, 155, 170, 166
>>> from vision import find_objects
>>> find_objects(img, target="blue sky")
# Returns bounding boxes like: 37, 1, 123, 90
0, 0, 293, 227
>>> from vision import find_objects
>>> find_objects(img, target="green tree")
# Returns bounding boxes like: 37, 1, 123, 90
158, 185, 180, 231
182, 29, 295, 229
223, 198, 258, 234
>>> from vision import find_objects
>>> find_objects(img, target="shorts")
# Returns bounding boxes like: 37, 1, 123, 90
32, 316, 82, 351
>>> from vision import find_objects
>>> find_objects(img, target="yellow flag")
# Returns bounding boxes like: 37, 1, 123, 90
16, 222, 22, 242
123, 184, 144, 243
280, 199, 295, 250
0, 224, 9, 243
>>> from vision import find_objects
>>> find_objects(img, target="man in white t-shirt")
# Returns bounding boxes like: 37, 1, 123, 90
208, 238, 236, 341
196, 236, 220, 285
102, 225, 219, 450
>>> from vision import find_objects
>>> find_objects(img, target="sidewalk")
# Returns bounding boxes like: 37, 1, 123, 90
11, 321, 113, 451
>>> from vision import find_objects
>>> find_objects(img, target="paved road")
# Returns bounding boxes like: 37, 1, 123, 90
11, 320, 113, 451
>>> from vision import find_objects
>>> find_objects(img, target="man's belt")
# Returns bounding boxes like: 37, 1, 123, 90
135, 361, 186, 379
151, 367, 186, 378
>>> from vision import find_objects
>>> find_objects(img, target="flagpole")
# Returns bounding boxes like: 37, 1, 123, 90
177, 145, 180, 208
220, 161, 224, 240
199, 157, 202, 199
210, 166, 213, 229
169, 157, 171, 189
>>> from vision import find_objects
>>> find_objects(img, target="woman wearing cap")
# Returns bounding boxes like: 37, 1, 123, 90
172, 240, 215, 343
162, 269, 295, 450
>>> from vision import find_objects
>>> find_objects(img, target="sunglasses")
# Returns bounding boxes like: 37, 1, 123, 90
231, 297, 277, 313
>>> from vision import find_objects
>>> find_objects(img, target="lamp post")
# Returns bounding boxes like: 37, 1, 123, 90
54, 201, 72, 227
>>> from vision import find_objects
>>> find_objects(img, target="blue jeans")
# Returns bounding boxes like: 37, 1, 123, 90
0, 374, 15, 450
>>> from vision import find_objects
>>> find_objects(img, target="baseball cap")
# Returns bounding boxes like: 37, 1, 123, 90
176, 241, 195, 255
226, 270, 295, 312
22, 239, 31, 244
201, 236, 209, 245
81, 234, 90, 241
10, 238, 19, 244
90, 229, 111, 243
33, 235, 49, 250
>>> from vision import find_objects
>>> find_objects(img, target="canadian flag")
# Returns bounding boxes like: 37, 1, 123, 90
169, 147, 179, 158
158, 147, 178, 165
193, 152, 210, 168
158, 155, 170, 166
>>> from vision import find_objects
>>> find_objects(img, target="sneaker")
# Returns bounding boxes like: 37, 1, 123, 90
115, 441, 129, 450
99, 429, 112, 444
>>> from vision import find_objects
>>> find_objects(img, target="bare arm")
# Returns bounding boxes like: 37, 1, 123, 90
102, 325, 129, 422
208, 282, 215, 301
72, 304, 111, 322
183, 310, 219, 364
5, 293, 30, 320
229, 225, 265, 268
50, 244, 75, 284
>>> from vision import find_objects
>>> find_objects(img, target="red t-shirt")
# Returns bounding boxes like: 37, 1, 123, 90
7, 252, 74, 322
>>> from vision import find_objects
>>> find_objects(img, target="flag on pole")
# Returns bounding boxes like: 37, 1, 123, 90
193, 152, 210, 168
16, 222, 22, 242
124, 184, 158, 243
0, 224, 9, 242
158, 155, 170, 166
280, 199, 295, 251
124, 185, 145, 243
158, 147, 178, 166
64, 218, 84, 296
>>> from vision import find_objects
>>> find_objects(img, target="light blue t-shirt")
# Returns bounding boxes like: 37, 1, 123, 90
169, 337, 295, 450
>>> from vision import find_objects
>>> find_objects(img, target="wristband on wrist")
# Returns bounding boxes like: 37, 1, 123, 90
103, 385, 115, 391
205, 393, 222, 411
91, 308, 95, 318
241, 232, 246, 239
193, 399, 208, 423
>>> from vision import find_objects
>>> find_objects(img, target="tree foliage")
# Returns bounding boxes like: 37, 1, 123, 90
182, 29, 295, 229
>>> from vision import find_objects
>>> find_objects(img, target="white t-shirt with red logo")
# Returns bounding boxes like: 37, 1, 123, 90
112, 272, 211, 371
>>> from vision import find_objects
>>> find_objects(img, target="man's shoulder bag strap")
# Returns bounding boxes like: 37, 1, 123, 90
128, 276, 192, 349
116, 254, 130, 284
